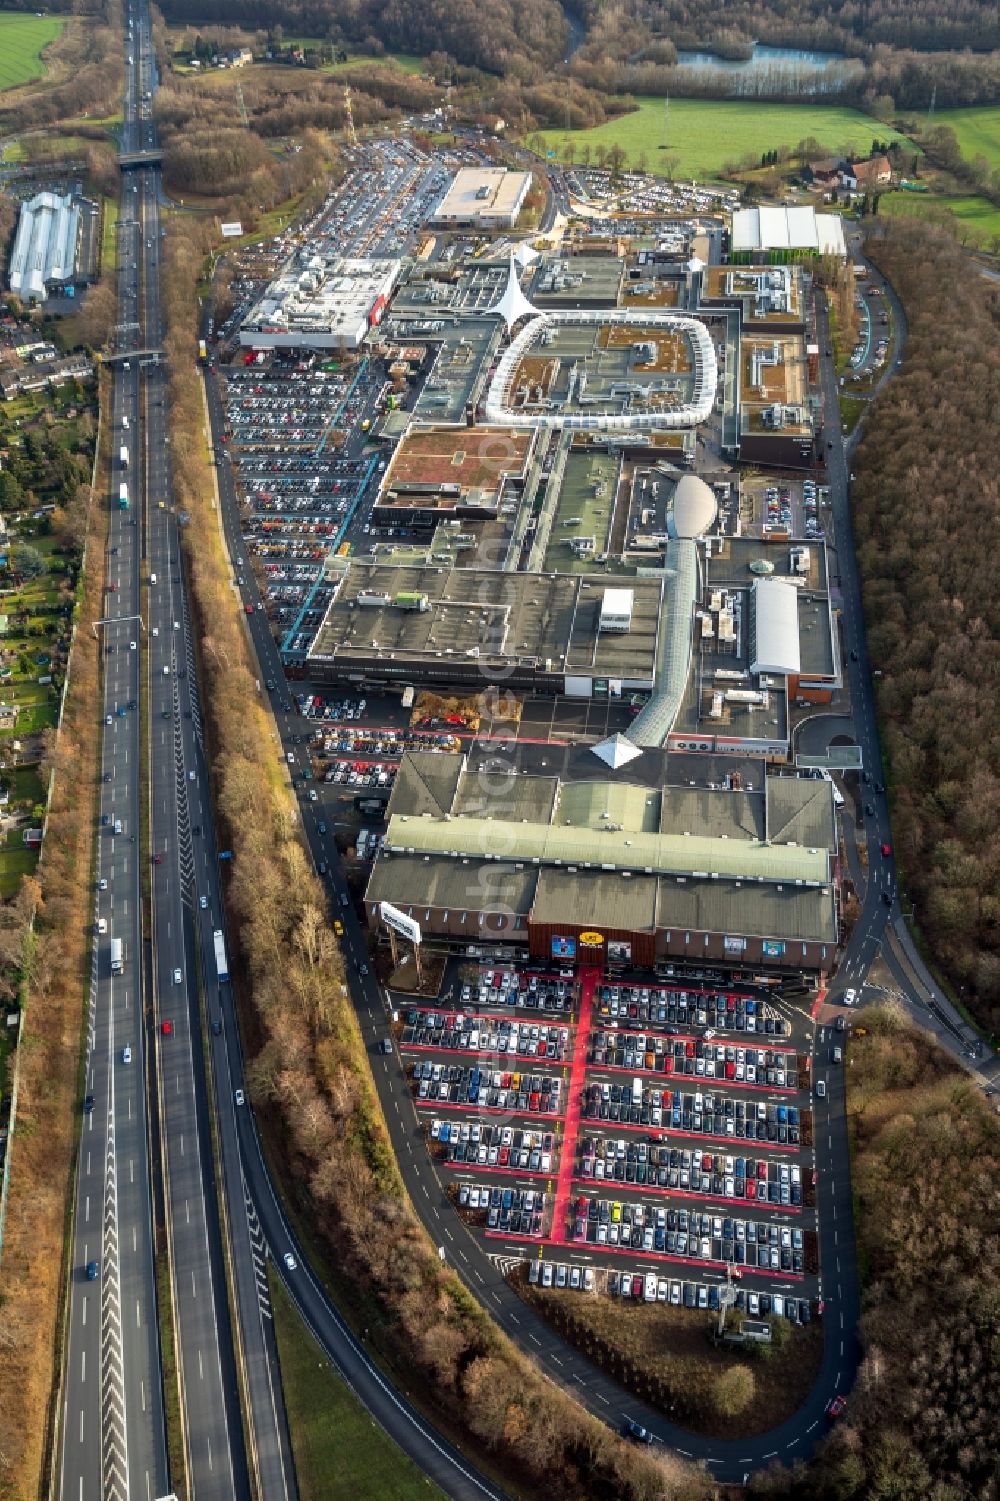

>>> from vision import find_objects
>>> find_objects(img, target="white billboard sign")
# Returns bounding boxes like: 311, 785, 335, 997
380, 901, 422, 946
220, 221, 244, 238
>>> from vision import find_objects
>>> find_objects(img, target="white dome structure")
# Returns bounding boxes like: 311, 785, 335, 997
670, 473, 718, 539
488, 253, 539, 334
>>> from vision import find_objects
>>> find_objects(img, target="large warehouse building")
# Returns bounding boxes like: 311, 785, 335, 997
730, 206, 846, 260
239, 256, 400, 350
307, 561, 665, 697
9, 191, 80, 301
431, 168, 532, 229
365, 744, 840, 981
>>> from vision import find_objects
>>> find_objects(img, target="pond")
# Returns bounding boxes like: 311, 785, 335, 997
678, 41, 861, 69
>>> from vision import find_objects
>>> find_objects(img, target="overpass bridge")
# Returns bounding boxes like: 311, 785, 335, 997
103, 348, 164, 365
118, 148, 164, 167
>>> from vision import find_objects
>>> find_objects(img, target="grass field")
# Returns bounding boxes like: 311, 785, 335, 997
101, 196, 118, 274
269, 1274, 445, 1501
936, 105, 1000, 171
537, 97, 914, 179
0, 12, 65, 92
880, 189, 1000, 245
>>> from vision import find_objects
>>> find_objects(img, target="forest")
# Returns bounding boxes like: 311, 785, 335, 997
754, 1006, 999, 1500
851, 219, 1000, 1036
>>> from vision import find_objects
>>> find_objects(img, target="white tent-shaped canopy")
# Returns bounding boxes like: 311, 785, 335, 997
590, 733, 643, 770
488, 252, 539, 333
513, 242, 539, 269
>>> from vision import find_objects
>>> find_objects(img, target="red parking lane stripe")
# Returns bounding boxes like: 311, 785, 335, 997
551, 967, 597, 1241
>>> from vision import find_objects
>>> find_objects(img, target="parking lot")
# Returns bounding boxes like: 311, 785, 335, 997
393, 961, 822, 1308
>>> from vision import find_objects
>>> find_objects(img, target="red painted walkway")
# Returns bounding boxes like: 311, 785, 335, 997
551, 968, 597, 1239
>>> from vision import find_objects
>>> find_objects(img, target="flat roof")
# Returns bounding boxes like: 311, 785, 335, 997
241, 256, 399, 341
385, 812, 830, 884
707, 536, 836, 681
432, 169, 532, 223
308, 561, 664, 682
383, 425, 533, 500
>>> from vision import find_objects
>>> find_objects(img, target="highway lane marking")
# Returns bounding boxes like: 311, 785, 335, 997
136, 1300, 141, 1328
79, 1410, 84, 1444
85, 1195, 90, 1223
198, 1349, 203, 1380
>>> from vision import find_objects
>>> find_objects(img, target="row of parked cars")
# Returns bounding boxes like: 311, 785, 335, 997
601, 1269, 813, 1324
433, 1118, 556, 1172
583, 1082, 803, 1142
412, 1060, 563, 1114
573, 1198, 808, 1272
324, 760, 395, 788
589, 1030, 798, 1088
596, 983, 790, 1038
316, 727, 460, 758
461, 1183, 548, 1236
580, 1136, 804, 1202
475, 969, 576, 1012
401, 1009, 571, 1062
300, 693, 366, 720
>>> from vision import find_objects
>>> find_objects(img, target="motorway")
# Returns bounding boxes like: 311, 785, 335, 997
58, 27, 168, 1501
126, 1, 292, 1497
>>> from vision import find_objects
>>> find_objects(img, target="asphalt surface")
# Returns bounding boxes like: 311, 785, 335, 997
126, 3, 277, 1497
58, 29, 167, 1501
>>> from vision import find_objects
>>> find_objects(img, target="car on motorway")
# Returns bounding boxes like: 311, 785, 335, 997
199, 895, 208, 909
235, 1088, 245, 1105
844, 988, 857, 1005
283, 1251, 297, 1270
83, 1093, 94, 1113
826, 1394, 848, 1420
86, 1260, 99, 1280
162, 1019, 173, 1035
97, 917, 108, 935
815, 1079, 827, 1098
172, 967, 181, 984
881, 841, 892, 856
122, 1045, 132, 1064
105, 714, 113, 726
